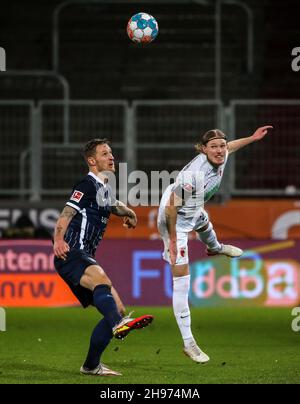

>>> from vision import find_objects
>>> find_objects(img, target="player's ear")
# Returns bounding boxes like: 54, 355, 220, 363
87, 155, 96, 166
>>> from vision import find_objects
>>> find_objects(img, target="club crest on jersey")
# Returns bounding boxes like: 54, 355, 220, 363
180, 248, 186, 257
70, 190, 84, 202
183, 184, 193, 192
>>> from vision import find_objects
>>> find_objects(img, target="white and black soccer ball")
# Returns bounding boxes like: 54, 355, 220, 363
127, 12, 159, 44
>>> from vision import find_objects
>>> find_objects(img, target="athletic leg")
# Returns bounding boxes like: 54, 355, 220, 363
82, 317, 113, 370
81, 264, 153, 339
80, 265, 122, 328
78, 265, 121, 373
196, 222, 221, 252
171, 263, 210, 363
196, 219, 243, 258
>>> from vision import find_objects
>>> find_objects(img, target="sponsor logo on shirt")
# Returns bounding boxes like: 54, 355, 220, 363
70, 190, 84, 203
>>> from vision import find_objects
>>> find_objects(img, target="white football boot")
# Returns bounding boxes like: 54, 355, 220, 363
183, 341, 210, 364
80, 363, 122, 376
207, 243, 243, 258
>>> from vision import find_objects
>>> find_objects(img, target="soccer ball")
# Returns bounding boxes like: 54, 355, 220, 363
127, 12, 159, 44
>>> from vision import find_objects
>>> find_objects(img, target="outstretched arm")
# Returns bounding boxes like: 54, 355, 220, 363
227, 125, 273, 154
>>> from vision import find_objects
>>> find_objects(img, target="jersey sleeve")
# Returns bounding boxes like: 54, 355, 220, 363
66, 179, 95, 212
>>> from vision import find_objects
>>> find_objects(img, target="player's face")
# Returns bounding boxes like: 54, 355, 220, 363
202, 139, 227, 166
92, 144, 115, 173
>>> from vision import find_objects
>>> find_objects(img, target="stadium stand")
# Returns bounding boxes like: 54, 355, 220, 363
0, 0, 299, 198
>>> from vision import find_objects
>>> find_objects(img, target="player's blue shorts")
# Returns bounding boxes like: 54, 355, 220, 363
54, 249, 98, 308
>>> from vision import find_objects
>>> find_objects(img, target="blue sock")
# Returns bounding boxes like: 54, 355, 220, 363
93, 284, 122, 328
83, 318, 112, 370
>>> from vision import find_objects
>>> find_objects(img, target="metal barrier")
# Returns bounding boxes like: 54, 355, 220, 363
38, 100, 128, 197
0, 101, 34, 198
52, 0, 253, 102
38, 99, 222, 199
131, 99, 225, 200
228, 99, 300, 196
131, 100, 224, 198
0, 99, 299, 199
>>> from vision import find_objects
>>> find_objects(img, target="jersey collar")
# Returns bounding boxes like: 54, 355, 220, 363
88, 171, 107, 185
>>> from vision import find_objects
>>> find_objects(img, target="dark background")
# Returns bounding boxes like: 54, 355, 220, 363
0, 0, 299, 101
0, 0, 300, 201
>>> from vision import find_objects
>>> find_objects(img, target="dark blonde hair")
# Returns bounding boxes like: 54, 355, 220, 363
195, 129, 227, 152
83, 138, 110, 162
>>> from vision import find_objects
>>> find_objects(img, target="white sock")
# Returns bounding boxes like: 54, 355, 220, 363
196, 222, 221, 251
173, 275, 194, 345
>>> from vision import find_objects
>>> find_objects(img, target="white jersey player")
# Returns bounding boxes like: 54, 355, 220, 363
157, 126, 273, 363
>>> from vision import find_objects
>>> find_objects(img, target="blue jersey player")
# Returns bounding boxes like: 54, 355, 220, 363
53, 139, 153, 376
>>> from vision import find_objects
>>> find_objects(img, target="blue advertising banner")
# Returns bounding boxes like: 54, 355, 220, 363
0, 239, 299, 307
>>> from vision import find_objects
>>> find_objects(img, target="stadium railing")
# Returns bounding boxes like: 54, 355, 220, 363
228, 99, 300, 197
0, 99, 299, 200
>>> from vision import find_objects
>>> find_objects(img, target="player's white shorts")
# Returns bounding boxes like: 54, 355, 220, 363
157, 209, 209, 266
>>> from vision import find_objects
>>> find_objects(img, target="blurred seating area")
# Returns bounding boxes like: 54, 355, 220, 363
0, 1, 265, 100
0, 0, 299, 200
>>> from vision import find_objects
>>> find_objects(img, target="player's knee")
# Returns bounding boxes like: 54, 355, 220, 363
196, 221, 212, 233
89, 276, 112, 291
94, 274, 112, 288
171, 264, 189, 277
82, 265, 112, 289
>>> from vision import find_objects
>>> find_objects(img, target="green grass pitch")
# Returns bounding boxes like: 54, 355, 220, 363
0, 307, 299, 384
